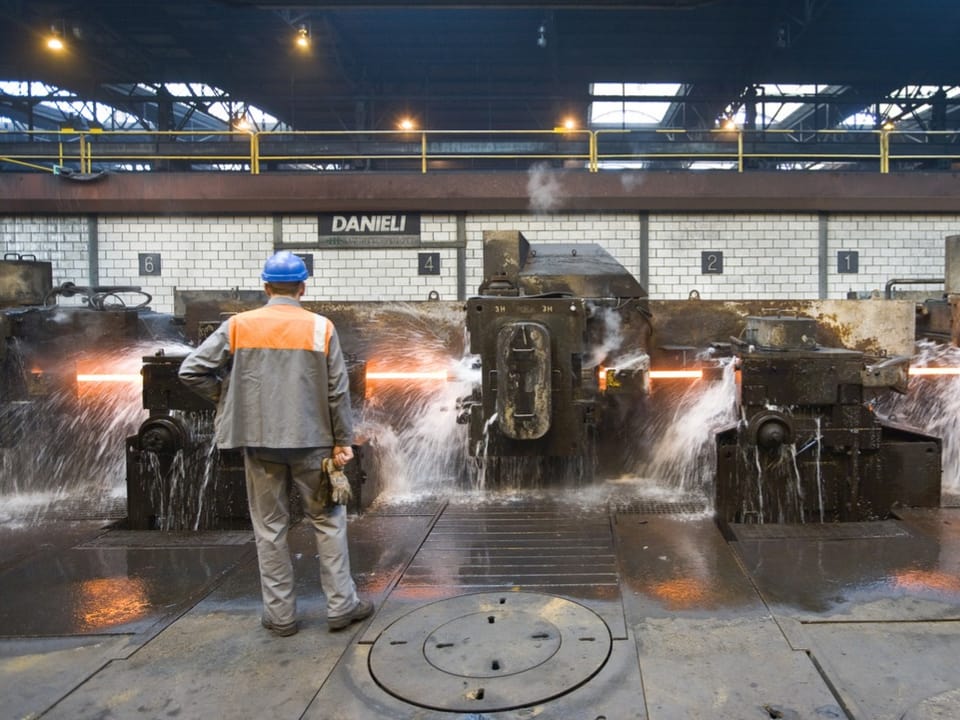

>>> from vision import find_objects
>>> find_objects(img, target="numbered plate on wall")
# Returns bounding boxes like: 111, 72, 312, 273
419, 252, 441, 275
138, 253, 161, 276
701, 251, 723, 274
838, 250, 859, 273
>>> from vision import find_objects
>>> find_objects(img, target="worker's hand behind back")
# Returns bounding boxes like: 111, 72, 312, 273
333, 445, 353, 468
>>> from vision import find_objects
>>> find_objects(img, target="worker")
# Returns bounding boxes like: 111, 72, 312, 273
178, 251, 373, 636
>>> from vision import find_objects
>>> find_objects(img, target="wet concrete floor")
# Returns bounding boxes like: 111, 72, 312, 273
1, 496, 959, 720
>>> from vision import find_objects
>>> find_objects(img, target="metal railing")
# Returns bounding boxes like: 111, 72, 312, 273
1, 127, 957, 175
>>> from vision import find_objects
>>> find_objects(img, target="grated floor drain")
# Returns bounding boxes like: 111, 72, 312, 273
368, 591, 611, 712
612, 499, 710, 515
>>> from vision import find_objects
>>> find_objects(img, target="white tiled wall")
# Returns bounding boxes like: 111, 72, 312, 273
0, 215, 89, 280
97, 216, 273, 312
306, 214, 461, 302
649, 213, 821, 299
827, 214, 955, 298
2, 212, 959, 312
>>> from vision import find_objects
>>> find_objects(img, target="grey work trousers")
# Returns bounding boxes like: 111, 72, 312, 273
243, 447, 359, 626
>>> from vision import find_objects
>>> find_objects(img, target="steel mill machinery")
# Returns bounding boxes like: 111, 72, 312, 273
125, 351, 245, 530
125, 348, 369, 530
714, 314, 941, 524
0, 253, 148, 447
458, 230, 653, 481
913, 234, 960, 344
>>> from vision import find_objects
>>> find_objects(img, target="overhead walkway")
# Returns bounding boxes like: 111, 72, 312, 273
2, 127, 959, 175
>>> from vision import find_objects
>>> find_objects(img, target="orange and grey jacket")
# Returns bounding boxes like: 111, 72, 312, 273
178, 296, 354, 450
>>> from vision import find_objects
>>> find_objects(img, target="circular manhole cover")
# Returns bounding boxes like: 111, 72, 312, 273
368, 591, 612, 712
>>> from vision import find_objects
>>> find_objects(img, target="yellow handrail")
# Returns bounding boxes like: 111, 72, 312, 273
0, 126, 955, 174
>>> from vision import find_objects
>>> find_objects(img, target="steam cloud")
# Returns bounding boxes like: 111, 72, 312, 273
586, 303, 624, 368
620, 172, 648, 192
526, 163, 566, 212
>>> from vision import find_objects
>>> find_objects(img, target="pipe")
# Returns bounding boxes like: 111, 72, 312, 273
884, 278, 944, 299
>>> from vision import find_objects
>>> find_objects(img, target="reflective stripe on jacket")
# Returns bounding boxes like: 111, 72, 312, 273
178, 296, 354, 450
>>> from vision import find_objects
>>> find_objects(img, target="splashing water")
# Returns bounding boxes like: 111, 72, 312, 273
359, 354, 479, 500
135, 415, 224, 531
738, 436, 807, 524
874, 339, 960, 502
0, 340, 193, 525
633, 357, 738, 501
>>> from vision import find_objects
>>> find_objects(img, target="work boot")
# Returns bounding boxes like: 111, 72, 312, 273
328, 599, 374, 631
261, 617, 298, 637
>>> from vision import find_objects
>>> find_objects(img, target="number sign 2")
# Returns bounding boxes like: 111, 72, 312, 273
701, 251, 723, 274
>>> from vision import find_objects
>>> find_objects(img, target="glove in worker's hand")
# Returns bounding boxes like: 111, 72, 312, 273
322, 458, 352, 505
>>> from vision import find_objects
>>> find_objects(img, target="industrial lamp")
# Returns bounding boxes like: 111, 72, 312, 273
295, 24, 310, 49
46, 22, 65, 52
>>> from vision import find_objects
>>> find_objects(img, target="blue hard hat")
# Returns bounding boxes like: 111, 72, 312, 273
261, 251, 308, 282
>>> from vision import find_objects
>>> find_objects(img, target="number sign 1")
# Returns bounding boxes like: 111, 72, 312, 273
837, 251, 859, 273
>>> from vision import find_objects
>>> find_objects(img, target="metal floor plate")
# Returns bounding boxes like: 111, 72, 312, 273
730, 519, 910, 541
368, 591, 611, 712
76, 530, 253, 548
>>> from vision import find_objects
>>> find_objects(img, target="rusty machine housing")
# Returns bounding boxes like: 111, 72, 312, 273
915, 234, 960, 345
460, 231, 652, 476
715, 315, 941, 524
0, 254, 146, 447
126, 351, 247, 530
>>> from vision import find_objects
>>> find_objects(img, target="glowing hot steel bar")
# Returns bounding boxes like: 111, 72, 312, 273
77, 374, 143, 383
366, 370, 449, 381
601, 367, 704, 381
648, 369, 704, 380
908, 367, 960, 376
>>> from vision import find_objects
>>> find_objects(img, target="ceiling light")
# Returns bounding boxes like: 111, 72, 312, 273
720, 116, 737, 131
398, 117, 416, 131
295, 24, 310, 49
46, 23, 65, 52
881, 119, 896, 131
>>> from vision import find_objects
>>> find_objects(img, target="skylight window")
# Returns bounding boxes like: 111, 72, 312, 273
840, 85, 960, 128
728, 84, 845, 129
0, 80, 286, 132
1, 81, 143, 129
589, 83, 683, 127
